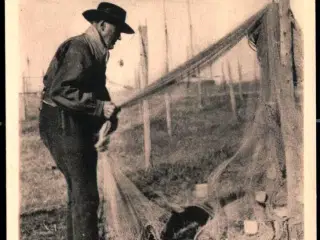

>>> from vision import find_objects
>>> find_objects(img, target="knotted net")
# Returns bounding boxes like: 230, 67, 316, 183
96, 2, 303, 240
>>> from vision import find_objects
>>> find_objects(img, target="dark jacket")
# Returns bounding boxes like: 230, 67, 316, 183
42, 26, 111, 117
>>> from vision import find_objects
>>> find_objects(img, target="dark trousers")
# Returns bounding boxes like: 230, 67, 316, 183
39, 103, 103, 240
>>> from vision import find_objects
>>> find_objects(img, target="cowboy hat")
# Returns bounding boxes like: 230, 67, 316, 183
82, 2, 135, 34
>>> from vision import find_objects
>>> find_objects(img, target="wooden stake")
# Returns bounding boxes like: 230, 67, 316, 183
26, 56, 30, 93
187, 0, 194, 63
135, 68, 142, 119
135, 67, 141, 90
226, 60, 238, 120
256, 3, 283, 181
259, 15, 273, 104
163, 0, 173, 138
165, 94, 172, 137
21, 74, 27, 121
186, 45, 191, 92
197, 76, 203, 108
187, 0, 202, 108
209, 62, 214, 97
220, 63, 226, 101
258, 3, 303, 235
138, 25, 152, 170
237, 59, 244, 101
277, 0, 303, 227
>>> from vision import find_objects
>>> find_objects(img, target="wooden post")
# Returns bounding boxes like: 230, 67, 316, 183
209, 62, 214, 97
237, 59, 244, 101
220, 63, 226, 101
186, 45, 191, 92
226, 60, 238, 120
21, 73, 27, 121
258, 2, 303, 236
187, 0, 194, 68
163, 0, 173, 138
256, 3, 283, 200
258, 15, 273, 104
197, 76, 203, 109
277, 0, 303, 232
165, 94, 172, 137
135, 68, 141, 90
26, 56, 30, 93
187, 0, 202, 108
138, 25, 152, 170
135, 68, 143, 119
24, 57, 31, 120
210, 62, 213, 80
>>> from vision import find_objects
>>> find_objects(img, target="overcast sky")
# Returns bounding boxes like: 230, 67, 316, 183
18, 0, 302, 92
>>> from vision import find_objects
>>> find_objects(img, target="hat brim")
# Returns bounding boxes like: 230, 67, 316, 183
82, 9, 135, 34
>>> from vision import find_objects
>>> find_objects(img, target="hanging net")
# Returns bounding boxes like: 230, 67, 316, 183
96, 2, 303, 240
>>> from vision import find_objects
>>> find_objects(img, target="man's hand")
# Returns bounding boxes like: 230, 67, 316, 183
103, 101, 118, 119
96, 102, 121, 152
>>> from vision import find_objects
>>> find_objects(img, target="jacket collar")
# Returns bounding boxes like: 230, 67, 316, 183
84, 25, 109, 62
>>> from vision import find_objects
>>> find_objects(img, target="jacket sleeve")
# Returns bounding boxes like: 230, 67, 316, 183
49, 40, 105, 117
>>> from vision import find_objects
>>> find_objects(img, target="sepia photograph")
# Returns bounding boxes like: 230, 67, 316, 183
5, 0, 315, 239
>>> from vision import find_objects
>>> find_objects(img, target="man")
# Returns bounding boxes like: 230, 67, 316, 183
39, 2, 134, 240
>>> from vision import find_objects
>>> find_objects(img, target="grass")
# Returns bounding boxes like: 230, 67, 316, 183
20, 81, 259, 239
20, 120, 68, 213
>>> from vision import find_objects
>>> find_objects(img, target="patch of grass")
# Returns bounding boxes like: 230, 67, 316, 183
20, 131, 67, 213
20, 208, 67, 240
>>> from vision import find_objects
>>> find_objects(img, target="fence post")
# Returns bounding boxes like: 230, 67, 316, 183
237, 59, 244, 101
197, 75, 203, 109
163, 0, 173, 138
135, 68, 143, 119
258, 2, 303, 237
210, 62, 214, 86
226, 60, 238, 120
138, 24, 152, 170
165, 94, 172, 138
220, 63, 226, 102
21, 74, 27, 120
186, 45, 191, 94
187, 0, 202, 108
277, 0, 303, 234
256, 3, 283, 194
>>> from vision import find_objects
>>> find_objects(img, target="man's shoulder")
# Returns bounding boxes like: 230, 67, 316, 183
58, 34, 91, 54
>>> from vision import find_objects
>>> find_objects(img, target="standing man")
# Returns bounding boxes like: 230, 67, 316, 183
39, 2, 134, 240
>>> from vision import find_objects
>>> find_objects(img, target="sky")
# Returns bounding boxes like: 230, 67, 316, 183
19, 0, 305, 93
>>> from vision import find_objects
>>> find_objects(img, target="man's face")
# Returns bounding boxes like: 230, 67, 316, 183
97, 21, 122, 50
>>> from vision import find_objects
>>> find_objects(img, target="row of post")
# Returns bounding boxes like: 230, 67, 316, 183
138, 20, 258, 169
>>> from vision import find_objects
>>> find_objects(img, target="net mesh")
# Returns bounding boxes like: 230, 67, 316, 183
96, 2, 303, 240
100, 153, 171, 240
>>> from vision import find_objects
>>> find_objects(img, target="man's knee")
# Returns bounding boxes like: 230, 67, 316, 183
72, 181, 100, 209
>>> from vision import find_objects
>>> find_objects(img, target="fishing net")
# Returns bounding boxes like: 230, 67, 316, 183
99, 152, 170, 240
95, 2, 303, 240
198, 4, 303, 240
207, 1, 303, 207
